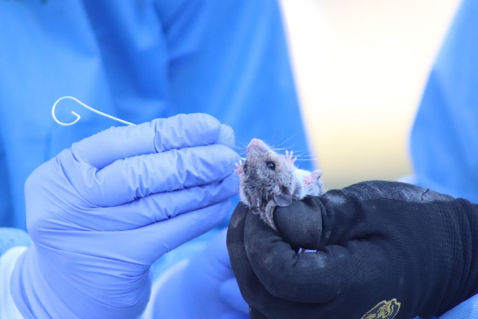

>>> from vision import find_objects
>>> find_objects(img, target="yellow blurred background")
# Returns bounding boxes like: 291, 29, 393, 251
280, 0, 461, 189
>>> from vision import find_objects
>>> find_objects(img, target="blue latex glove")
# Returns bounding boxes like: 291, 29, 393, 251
10, 113, 240, 318
149, 228, 249, 319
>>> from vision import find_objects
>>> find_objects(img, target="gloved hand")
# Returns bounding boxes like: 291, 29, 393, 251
227, 181, 478, 319
150, 227, 249, 319
11, 113, 240, 318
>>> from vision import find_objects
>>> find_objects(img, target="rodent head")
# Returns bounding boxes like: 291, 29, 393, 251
238, 139, 295, 212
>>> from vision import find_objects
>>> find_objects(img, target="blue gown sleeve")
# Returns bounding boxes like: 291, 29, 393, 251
410, 0, 478, 317
410, 0, 478, 203
0, 0, 311, 229
157, 1, 309, 153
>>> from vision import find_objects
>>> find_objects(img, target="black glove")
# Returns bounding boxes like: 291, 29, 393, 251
227, 181, 478, 319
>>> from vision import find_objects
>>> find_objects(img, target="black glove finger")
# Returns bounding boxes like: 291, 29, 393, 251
228, 203, 332, 318
274, 181, 435, 250
227, 203, 288, 317
228, 202, 412, 319
273, 195, 326, 250
244, 208, 399, 303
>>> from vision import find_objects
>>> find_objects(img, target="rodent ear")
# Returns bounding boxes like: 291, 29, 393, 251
274, 193, 292, 207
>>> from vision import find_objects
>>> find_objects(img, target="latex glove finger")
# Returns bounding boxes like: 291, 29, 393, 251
108, 174, 238, 227
217, 124, 236, 149
59, 143, 238, 206
133, 199, 233, 261
31, 174, 237, 232
38, 200, 232, 265
71, 113, 226, 169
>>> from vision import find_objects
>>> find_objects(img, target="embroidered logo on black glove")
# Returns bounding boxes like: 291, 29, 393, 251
361, 299, 401, 319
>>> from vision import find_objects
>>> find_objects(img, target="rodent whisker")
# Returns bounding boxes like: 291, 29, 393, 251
268, 131, 302, 149
233, 143, 246, 151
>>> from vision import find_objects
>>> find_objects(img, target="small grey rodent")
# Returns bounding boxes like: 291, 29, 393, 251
235, 138, 324, 231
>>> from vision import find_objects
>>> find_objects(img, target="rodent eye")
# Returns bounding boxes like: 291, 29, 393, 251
243, 164, 248, 174
266, 161, 275, 171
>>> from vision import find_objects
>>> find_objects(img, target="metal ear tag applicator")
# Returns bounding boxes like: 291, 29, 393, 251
52, 96, 136, 126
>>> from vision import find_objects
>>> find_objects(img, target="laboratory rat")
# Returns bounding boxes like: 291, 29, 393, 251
235, 138, 324, 231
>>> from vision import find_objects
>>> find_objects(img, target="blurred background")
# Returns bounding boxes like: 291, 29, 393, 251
280, 0, 461, 189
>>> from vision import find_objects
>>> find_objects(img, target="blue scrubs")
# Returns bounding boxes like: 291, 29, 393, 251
0, 1, 311, 229
411, 0, 478, 203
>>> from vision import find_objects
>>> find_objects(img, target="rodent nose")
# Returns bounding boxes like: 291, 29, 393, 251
247, 138, 269, 153
250, 138, 260, 145
249, 138, 265, 147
